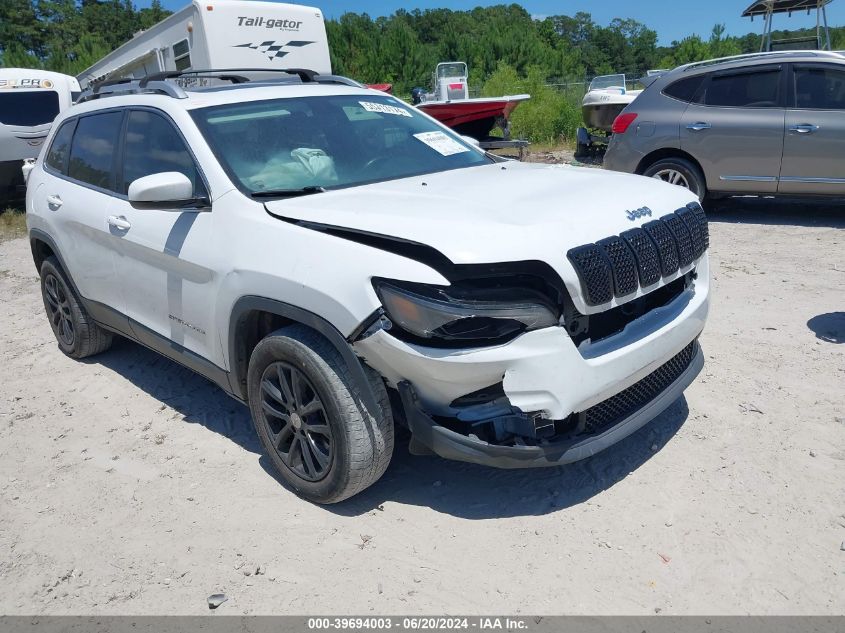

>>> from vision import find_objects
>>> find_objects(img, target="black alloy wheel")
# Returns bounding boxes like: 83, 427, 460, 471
43, 272, 75, 347
258, 361, 333, 481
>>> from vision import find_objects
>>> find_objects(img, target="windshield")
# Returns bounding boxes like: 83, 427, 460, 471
588, 74, 627, 91
0, 91, 60, 126
191, 94, 491, 195
436, 63, 467, 79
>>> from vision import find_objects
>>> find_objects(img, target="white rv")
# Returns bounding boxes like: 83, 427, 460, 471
77, 0, 332, 90
0, 69, 80, 202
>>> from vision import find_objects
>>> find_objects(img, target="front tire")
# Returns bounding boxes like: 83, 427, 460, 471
39, 256, 113, 359
642, 157, 706, 202
247, 324, 394, 504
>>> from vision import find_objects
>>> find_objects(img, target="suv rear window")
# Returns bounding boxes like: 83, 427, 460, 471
663, 76, 705, 103
0, 91, 60, 126
703, 69, 781, 108
68, 111, 123, 190
794, 66, 845, 109
45, 119, 77, 174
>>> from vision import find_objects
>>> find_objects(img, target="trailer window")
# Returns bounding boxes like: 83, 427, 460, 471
173, 39, 191, 71
0, 91, 60, 126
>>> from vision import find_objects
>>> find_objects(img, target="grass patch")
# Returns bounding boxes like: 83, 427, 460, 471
0, 207, 27, 242
527, 140, 576, 153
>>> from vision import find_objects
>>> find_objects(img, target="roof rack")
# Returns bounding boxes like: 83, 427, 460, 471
680, 49, 842, 71
76, 68, 365, 103
140, 67, 320, 86
77, 76, 187, 103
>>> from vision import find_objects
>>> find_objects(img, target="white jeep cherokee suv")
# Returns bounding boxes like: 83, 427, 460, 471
26, 70, 710, 503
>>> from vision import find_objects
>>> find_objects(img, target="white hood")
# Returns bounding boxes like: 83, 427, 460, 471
264, 162, 697, 265
265, 162, 699, 314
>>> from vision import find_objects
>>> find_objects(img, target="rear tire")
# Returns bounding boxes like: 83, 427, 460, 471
642, 157, 706, 202
247, 324, 394, 504
39, 256, 113, 359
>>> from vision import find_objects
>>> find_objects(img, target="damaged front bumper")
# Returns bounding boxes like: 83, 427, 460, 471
397, 340, 704, 468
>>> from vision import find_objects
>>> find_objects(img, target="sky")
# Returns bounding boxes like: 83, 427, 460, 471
144, 0, 845, 45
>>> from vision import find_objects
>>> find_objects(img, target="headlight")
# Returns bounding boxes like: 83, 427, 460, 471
373, 278, 559, 346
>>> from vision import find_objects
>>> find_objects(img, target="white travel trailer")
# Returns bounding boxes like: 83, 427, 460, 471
77, 0, 332, 90
0, 69, 80, 202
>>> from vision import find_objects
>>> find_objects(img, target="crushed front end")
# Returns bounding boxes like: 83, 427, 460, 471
354, 202, 710, 468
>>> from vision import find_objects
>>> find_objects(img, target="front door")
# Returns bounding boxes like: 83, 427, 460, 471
779, 63, 845, 195
680, 65, 785, 194
108, 108, 219, 363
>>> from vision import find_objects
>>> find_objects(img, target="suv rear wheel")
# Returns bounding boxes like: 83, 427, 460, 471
39, 256, 113, 359
642, 157, 706, 202
247, 324, 394, 504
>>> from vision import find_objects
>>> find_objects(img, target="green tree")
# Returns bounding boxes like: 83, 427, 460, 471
709, 24, 742, 59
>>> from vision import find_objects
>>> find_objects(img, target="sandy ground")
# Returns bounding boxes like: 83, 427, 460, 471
1, 198, 844, 616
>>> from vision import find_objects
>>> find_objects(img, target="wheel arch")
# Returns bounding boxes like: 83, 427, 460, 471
635, 148, 705, 178
228, 296, 381, 414
28, 229, 85, 300
30, 229, 58, 274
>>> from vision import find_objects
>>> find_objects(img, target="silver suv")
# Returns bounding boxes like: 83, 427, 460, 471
604, 51, 845, 201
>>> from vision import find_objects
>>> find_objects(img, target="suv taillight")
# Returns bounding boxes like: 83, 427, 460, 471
612, 113, 638, 134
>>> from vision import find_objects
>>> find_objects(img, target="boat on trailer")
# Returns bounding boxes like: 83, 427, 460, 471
411, 62, 530, 142
580, 74, 642, 133
577, 71, 665, 158
743, 0, 835, 51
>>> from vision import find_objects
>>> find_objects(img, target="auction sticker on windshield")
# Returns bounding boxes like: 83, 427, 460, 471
413, 131, 471, 156
359, 101, 413, 117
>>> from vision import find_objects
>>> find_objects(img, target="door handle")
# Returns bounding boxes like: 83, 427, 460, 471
46, 195, 63, 208
788, 123, 819, 134
686, 122, 711, 131
107, 215, 131, 231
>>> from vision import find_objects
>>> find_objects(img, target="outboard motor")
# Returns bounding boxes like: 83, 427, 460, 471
411, 87, 425, 105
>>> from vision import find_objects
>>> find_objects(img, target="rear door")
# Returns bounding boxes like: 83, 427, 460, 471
779, 63, 845, 195
108, 108, 219, 361
35, 110, 126, 314
680, 65, 786, 193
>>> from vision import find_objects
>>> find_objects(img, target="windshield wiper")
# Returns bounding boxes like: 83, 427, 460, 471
251, 186, 326, 199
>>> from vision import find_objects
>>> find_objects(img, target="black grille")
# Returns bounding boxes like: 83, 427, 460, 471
567, 203, 708, 306
643, 220, 680, 276
662, 213, 695, 268
596, 236, 638, 297
690, 203, 710, 251
677, 206, 706, 259
566, 245, 613, 306
581, 340, 698, 435
621, 228, 661, 287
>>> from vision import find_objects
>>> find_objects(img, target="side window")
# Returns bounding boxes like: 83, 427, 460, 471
67, 111, 123, 190
663, 75, 705, 103
173, 39, 191, 71
794, 66, 845, 110
122, 110, 203, 195
703, 69, 781, 108
45, 119, 77, 174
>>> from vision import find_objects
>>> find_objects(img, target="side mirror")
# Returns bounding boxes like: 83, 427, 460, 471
460, 135, 481, 148
128, 172, 208, 210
